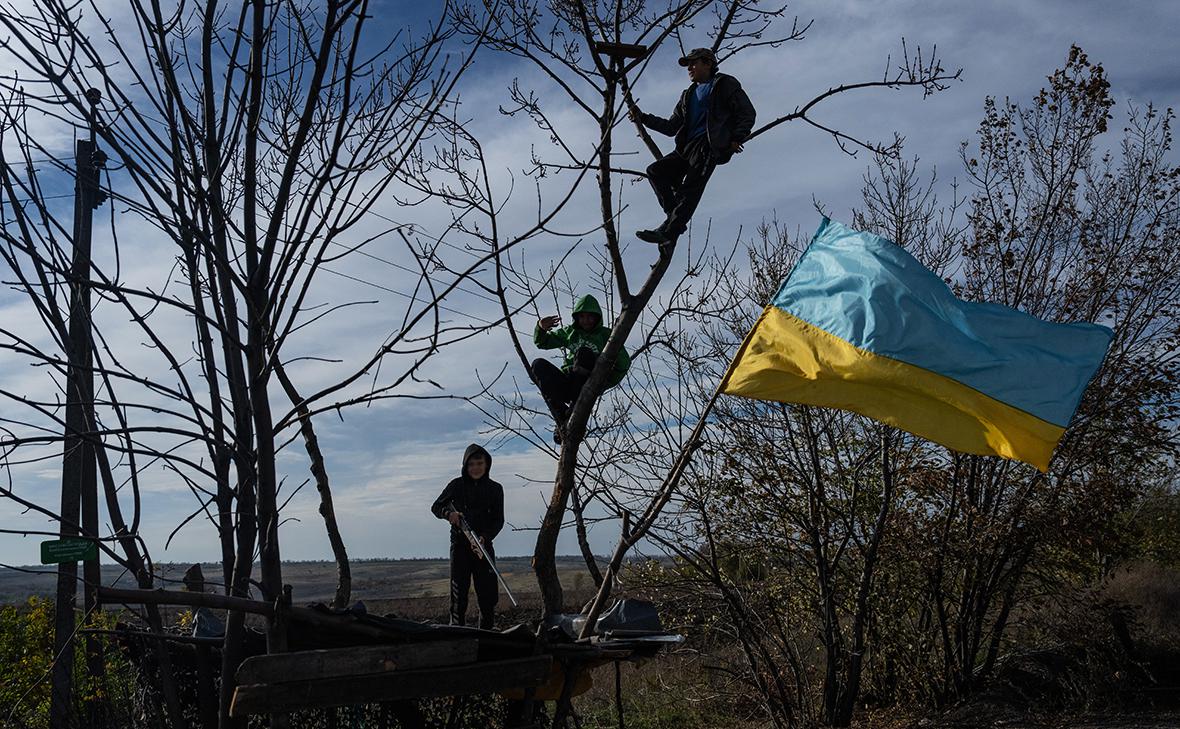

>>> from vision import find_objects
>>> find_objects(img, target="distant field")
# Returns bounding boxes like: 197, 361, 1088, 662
0, 556, 598, 606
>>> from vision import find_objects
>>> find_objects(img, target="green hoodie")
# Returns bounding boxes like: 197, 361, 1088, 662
534, 294, 631, 387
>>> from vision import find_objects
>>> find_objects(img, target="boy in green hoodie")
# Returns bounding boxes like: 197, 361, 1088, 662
533, 294, 631, 441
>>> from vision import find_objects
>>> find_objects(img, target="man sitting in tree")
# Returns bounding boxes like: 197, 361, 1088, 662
533, 294, 630, 442
629, 47, 757, 245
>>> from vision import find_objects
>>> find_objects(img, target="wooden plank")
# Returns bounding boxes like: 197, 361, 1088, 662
592, 41, 649, 59
285, 606, 416, 642
236, 640, 478, 685
81, 627, 222, 646
230, 655, 552, 717
97, 586, 274, 616
98, 587, 428, 643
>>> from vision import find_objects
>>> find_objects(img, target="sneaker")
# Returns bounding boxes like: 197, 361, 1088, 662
552, 405, 570, 445
636, 228, 671, 244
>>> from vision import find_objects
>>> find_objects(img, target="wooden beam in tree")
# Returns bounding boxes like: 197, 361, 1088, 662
235, 640, 479, 685
592, 41, 648, 61
230, 655, 553, 717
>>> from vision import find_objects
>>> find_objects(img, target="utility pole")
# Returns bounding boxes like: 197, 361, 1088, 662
50, 88, 108, 729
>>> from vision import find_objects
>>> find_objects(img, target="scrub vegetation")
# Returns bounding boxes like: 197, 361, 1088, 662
575, 46, 1180, 729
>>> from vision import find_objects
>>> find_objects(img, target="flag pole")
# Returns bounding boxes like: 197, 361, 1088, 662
577, 380, 725, 639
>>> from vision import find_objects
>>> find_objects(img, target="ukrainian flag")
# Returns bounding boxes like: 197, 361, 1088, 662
720, 218, 1113, 471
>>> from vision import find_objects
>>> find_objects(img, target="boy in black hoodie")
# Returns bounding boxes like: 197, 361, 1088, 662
430, 444, 505, 629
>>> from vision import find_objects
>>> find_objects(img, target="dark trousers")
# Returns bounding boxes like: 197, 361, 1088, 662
532, 348, 598, 408
450, 541, 499, 630
646, 135, 716, 237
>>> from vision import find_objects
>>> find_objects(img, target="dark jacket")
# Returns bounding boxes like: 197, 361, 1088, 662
639, 72, 756, 165
431, 444, 505, 547
533, 294, 630, 387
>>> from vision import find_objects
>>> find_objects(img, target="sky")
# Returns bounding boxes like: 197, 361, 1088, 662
1, 0, 1178, 569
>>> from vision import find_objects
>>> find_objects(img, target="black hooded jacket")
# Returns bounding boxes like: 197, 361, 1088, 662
430, 444, 505, 547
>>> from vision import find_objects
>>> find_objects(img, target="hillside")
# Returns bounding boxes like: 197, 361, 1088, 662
0, 556, 597, 605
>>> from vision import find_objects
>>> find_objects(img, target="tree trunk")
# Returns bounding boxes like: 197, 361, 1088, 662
275, 361, 351, 608
571, 484, 603, 589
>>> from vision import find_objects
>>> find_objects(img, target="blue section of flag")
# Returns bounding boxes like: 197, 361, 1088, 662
771, 218, 1113, 427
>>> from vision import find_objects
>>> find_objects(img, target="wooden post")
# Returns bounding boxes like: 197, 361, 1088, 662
615, 660, 625, 729
50, 88, 107, 729
268, 584, 292, 729
195, 644, 219, 729
79, 88, 108, 729
550, 658, 581, 728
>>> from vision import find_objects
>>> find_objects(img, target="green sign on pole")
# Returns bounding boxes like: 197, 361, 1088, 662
40, 538, 98, 565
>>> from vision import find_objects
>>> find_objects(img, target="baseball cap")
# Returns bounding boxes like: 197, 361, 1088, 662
678, 48, 717, 66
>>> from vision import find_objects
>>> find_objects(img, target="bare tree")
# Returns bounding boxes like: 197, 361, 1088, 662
0, 1, 496, 725
630, 47, 1180, 728
621, 197, 953, 727
893, 47, 1180, 701
440, 0, 959, 625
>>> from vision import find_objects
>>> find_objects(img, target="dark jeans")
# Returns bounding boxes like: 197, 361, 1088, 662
532, 347, 599, 409
646, 135, 716, 237
450, 540, 498, 630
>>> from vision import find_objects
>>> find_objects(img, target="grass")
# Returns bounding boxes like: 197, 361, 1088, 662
574, 653, 764, 729
4, 560, 1177, 728
1102, 563, 1180, 646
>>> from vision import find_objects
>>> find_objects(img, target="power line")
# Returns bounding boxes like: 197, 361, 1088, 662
3, 185, 585, 342
326, 239, 504, 309
2, 194, 535, 339
1, 192, 76, 206
280, 239, 533, 336
7, 169, 588, 309
319, 266, 507, 330
352, 202, 582, 304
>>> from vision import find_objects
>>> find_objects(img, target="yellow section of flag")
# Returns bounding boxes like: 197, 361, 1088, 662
720, 306, 1065, 470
